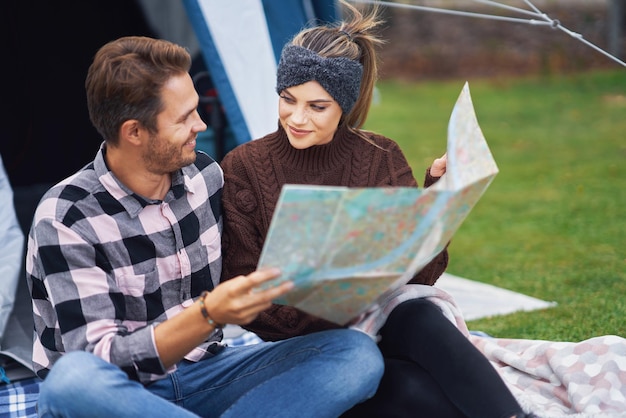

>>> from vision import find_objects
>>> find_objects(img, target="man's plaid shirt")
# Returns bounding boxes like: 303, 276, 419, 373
26, 144, 224, 384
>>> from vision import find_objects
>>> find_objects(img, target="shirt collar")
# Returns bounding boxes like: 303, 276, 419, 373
93, 142, 194, 217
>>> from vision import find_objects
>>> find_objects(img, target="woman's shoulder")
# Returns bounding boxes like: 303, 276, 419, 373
353, 129, 403, 152
222, 133, 275, 166
221, 132, 283, 186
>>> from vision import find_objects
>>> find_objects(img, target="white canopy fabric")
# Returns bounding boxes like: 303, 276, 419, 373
183, 0, 339, 147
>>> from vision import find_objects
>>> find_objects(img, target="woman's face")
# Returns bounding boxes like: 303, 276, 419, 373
278, 80, 342, 149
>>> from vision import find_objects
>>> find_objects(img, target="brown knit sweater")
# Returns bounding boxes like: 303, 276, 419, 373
220, 124, 449, 341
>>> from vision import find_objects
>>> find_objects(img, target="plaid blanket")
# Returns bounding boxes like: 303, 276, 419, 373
0, 377, 40, 418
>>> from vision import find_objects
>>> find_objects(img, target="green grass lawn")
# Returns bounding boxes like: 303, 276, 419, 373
364, 69, 626, 342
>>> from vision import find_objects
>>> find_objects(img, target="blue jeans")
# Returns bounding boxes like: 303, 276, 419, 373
37, 329, 383, 418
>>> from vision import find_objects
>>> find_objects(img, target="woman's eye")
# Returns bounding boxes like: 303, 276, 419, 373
280, 95, 294, 103
311, 105, 326, 111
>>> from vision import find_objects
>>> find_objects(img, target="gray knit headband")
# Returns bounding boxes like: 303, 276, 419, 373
276, 44, 363, 114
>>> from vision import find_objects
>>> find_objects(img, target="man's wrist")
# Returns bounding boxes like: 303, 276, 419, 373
197, 291, 225, 329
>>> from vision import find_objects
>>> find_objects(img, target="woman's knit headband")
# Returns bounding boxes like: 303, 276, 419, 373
275, 44, 363, 114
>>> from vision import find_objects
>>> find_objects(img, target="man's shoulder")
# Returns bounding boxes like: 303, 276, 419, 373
43, 162, 97, 199
182, 151, 224, 192
193, 151, 217, 170
187, 151, 223, 176
36, 162, 104, 221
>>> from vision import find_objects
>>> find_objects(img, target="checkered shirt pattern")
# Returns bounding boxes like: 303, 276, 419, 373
26, 145, 225, 384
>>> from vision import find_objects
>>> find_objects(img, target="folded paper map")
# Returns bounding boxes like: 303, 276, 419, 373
256, 82, 498, 324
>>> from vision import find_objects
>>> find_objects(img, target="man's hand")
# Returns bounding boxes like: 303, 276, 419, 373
154, 268, 292, 367
205, 268, 293, 326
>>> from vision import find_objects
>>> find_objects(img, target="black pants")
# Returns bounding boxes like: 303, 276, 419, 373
341, 298, 523, 418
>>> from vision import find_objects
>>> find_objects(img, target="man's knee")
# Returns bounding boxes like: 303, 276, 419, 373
319, 329, 384, 395
41, 351, 123, 397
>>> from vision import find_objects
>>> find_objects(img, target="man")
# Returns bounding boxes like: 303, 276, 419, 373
26, 36, 383, 417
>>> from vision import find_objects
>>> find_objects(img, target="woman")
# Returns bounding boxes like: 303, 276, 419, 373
221, 2, 534, 417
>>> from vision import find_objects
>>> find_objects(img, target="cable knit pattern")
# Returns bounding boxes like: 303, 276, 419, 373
221, 124, 448, 341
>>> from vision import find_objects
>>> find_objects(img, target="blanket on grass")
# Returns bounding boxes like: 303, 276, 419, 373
352, 284, 626, 418
2, 287, 624, 418
0, 377, 39, 418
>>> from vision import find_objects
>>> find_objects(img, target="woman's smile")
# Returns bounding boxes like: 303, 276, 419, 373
287, 125, 312, 138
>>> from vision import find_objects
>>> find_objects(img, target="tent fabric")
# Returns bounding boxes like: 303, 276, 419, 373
0, 155, 35, 381
182, 0, 338, 147
0, 155, 23, 343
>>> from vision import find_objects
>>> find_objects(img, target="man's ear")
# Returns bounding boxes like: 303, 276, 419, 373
119, 119, 143, 146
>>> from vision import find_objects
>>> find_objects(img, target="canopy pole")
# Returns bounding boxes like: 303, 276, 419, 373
349, 0, 626, 67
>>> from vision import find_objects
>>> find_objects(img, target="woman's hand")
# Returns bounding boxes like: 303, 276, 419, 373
430, 153, 447, 177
